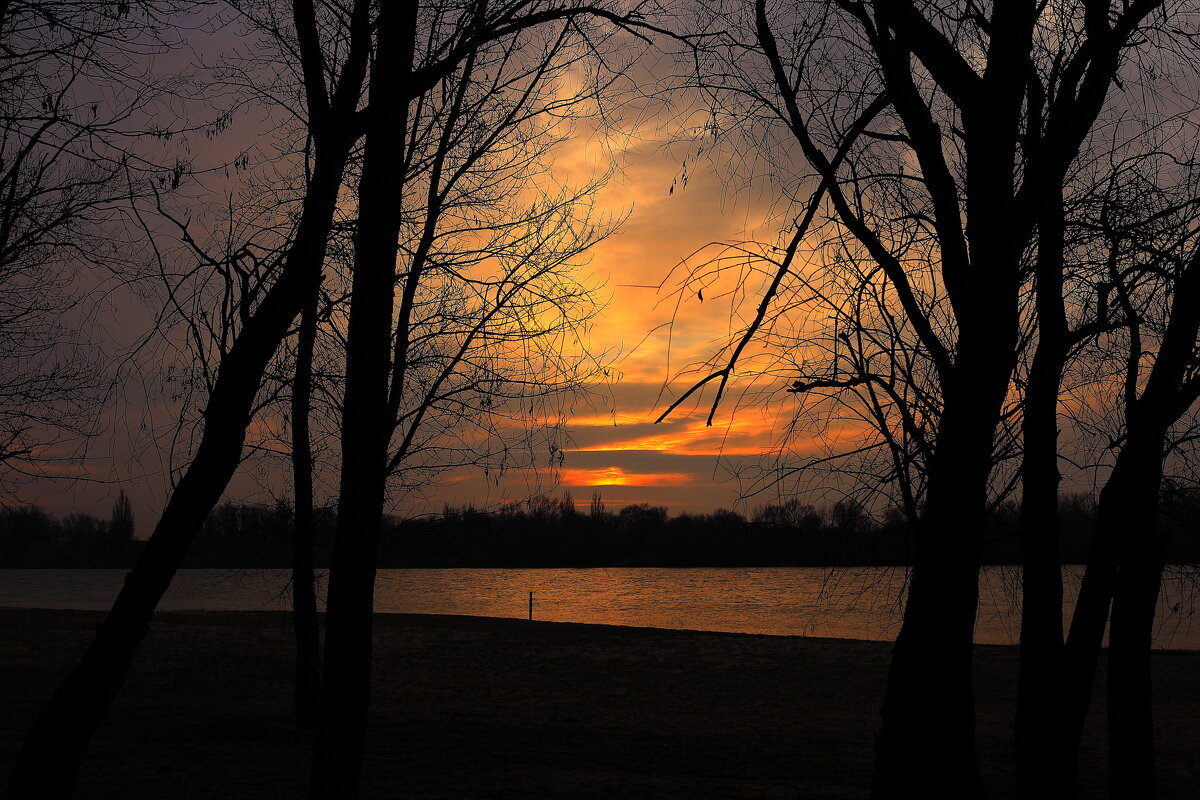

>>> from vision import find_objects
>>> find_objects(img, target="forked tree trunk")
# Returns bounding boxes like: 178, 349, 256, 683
1059, 440, 1160, 798
1061, 249, 1200, 798
308, 4, 416, 796
3, 140, 352, 800
868, 6, 1031, 794
1102, 257, 1200, 797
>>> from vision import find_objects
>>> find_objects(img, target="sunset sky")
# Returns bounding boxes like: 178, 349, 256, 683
15, 20, 841, 530
430, 113, 797, 516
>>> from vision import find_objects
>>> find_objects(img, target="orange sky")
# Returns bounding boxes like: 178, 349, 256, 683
13, 42, 824, 527
77, 18, 1158, 526
417, 110, 817, 517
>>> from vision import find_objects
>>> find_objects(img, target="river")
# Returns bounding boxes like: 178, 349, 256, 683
2, 566, 1197, 649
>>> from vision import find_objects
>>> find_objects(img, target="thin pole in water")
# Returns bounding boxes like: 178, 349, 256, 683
528, 591, 533, 621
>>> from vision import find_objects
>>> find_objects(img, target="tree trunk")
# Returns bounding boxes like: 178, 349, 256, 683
1015, 187, 1068, 800
871, 375, 1004, 799
1107, 453, 1166, 800
1016, 362, 1065, 800
291, 288, 321, 731
1101, 406, 1174, 800
308, 5, 415, 796
1102, 260, 1200, 798
4, 133, 355, 800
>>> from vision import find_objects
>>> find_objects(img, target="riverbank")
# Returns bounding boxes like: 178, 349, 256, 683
1, 609, 1197, 798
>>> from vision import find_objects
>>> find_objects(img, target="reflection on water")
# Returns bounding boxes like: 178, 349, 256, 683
1, 566, 1197, 649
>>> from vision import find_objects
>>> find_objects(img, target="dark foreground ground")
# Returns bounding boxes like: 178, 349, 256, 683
1, 609, 1197, 798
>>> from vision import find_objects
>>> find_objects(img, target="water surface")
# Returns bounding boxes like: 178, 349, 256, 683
2, 566, 1197, 648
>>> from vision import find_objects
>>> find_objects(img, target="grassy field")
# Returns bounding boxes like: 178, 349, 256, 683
1, 609, 1197, 798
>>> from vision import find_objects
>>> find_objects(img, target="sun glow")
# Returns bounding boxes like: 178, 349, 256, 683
560, 466, 697, 487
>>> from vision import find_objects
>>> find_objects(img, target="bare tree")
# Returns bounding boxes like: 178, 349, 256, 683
0, 1, 197, 494
7, 0, 668, 795
1056, 146, 1200, 798
310, 2, 656, 791
5, 0, 371, 790
662, 3, 1171, 796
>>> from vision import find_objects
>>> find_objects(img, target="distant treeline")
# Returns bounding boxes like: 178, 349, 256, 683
0, 491, 137, 567
5, 490, 1200, 568
389, 492, 1200, 567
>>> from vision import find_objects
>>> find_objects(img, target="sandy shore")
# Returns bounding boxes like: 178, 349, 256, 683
1, 609, 1197, 798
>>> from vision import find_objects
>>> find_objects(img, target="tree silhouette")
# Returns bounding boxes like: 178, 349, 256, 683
310, 1, 663, 790
1057, 152, 1200, 798
108, 489, 134, 552
664, 2, 1172, 796
0, 1, 195, 494
7, 0, 676, 796
5, 0, 371, 791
